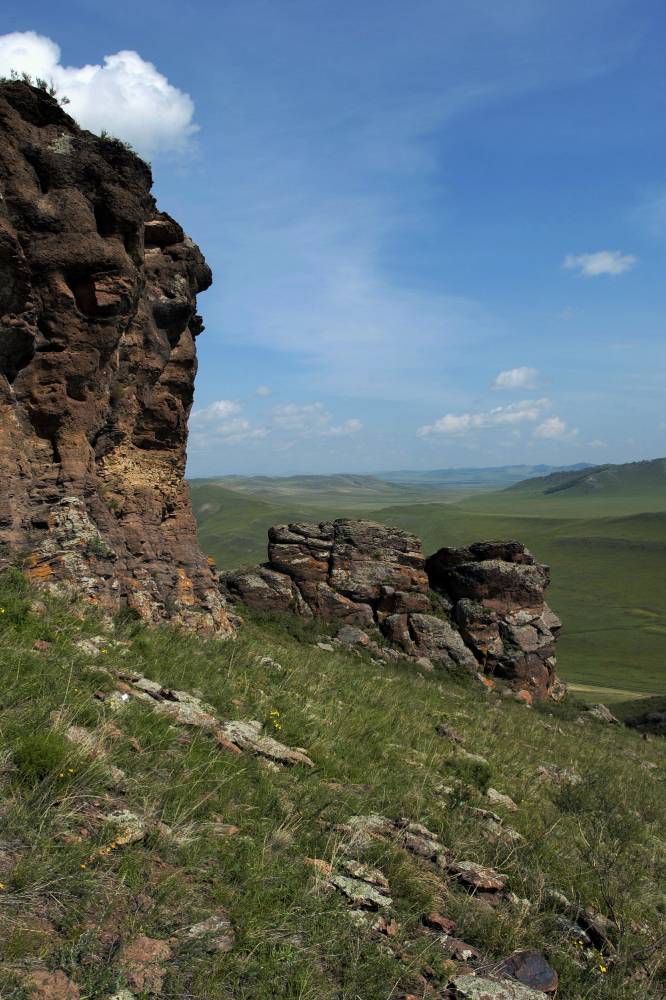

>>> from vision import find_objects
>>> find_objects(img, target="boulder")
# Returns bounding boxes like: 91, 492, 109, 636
219, 566, 301, 614
495, 949, 558, 994
220, 518, 562, 700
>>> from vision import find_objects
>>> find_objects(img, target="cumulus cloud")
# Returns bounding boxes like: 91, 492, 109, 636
563, 250, 637, 277
255, 385, 272, 397
493, 366, 539, 390
0, 31, 196, 156
190, 400, 266, 446
271, 402, 362, 439
533, 416, 576, 439
418, 398, 550, 436
271, 402, 330, 432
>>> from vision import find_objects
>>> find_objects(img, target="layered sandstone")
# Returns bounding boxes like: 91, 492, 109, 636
0, 81, 232, 633
221, 520, 562, 699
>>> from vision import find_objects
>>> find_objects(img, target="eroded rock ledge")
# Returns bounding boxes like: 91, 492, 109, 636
221, 520, 562, 700
0, 81, 231, 634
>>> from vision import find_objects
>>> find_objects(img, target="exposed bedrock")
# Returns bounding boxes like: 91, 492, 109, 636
221, 521, 562, 700
0, 81, 232, 634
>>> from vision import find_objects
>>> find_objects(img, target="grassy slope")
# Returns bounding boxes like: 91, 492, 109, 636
0, 571, 664, 999
191, 469, 666, 699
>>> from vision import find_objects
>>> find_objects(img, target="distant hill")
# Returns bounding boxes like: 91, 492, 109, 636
506, 458, 666, 499
193, 474, 454, 509
377, 463, 592, 489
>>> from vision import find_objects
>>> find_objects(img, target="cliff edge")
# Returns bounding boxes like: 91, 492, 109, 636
0, 81, 232, 633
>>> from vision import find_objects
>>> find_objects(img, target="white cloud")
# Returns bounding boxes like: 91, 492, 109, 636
271, 402, 330, 432
271, 402, 362, 439
563, 250, 637, 277
191, 400, 241, 423
324, 418, 363, 437
418, 398, 550, 436
255, 385, 272, 397
493, 366, 539, 390
190, 399, 266, 446
0, 31, 196, 156
533, 416, 577, 439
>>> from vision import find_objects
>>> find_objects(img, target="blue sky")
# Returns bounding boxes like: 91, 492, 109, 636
2, 1, 665, 474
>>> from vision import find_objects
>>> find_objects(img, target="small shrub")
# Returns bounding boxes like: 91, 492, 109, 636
13, 731, 69, 786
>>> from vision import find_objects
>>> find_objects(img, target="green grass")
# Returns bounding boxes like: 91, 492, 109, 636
0, 571, 664, 998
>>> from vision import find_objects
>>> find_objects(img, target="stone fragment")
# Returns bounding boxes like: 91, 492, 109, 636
117, 935, 172, 994
448, 861, 507, 891
439, 936, 480, 961
217, 719, 314, 767
536, 765, 582, 786
585, 703, 620, 724
486, 788, 518, 812
336, 626, 371, 647
424, 912, 457, 934
495, 949, 558, 994
176, 912, 234, 953
220, 566, 299, 614
340, 859, 389, 889
330, 875, 393, 910
372, 914, 398, 936
27, 971, 80, 1000
451, 974, 549, 999
101, 810, 147, 847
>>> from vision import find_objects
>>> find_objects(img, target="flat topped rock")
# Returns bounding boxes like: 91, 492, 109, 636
450, 974, 551, 999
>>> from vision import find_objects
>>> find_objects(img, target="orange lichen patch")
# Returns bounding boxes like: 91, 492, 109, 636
514, 688, 534, 705
25, 559, 56, 582
305, 857, 333, 876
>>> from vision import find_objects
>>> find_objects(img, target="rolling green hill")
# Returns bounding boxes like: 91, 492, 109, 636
466, 458, 666, 517
199, 474, 456, 508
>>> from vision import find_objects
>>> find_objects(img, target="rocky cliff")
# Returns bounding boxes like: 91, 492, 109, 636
221, 520, 562, 700
0, 81, 232, 633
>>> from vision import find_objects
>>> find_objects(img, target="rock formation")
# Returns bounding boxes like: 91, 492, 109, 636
221, 520, 562, 699
0, 81, 232, 633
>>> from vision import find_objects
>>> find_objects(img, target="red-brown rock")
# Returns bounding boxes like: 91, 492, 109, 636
0, 81, 232, 635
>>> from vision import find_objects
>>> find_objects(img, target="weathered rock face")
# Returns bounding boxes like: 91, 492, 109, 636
221, 520, 562, 699
0, 82, 232, 634
427, 542, 561, 699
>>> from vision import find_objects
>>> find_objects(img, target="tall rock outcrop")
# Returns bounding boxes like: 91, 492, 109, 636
0, 81, 232, 633
221, 520, 562, 700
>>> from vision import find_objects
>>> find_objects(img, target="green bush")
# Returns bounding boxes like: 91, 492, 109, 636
13, 731, 70, 786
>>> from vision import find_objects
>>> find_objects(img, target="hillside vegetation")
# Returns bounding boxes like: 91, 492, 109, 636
0, 570, 664, 998
191, 459, 666, 699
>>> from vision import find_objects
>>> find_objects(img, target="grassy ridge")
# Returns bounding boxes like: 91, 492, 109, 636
0, 571, 664, 998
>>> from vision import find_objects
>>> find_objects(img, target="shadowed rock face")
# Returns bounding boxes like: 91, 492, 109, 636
221, 521, 562, 699
0, 82, 232, 634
